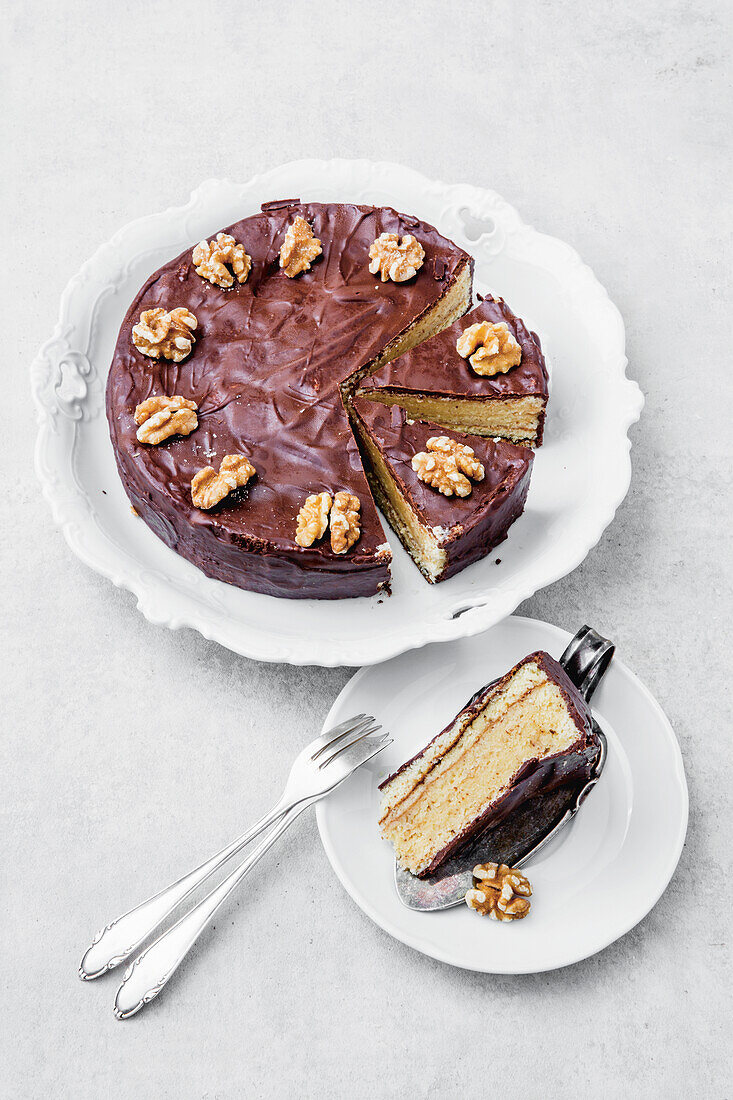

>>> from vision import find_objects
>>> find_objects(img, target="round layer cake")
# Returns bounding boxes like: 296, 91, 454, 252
106, 200, 473, 599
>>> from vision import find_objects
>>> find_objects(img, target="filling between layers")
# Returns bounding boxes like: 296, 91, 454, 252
379, 660, 580, 875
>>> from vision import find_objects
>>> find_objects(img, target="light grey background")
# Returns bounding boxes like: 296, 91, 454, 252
3, 1, 731, 1097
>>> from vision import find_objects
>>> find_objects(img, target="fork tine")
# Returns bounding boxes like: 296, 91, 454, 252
359, 736, 393, 761
324, 734, 393, 773
318, 723, 382, 769
311, 715, 374, 761
310, 712, 374, 756
325, 713, 367, 737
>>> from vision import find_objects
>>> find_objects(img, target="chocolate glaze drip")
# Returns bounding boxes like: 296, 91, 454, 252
106, 202, 471, 599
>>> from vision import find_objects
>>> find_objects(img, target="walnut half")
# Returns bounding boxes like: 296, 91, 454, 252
279, 216, 322, 277
191, 454, 256, 510
295, 492, 332, 547
425, 436, 484, 482
134, 395, 198, 444
368, 232, 425, 283
465, 863, 532, 922
456, 321, 522, 377
192, 233, 251, 288
411, 436, 484, 498
294, 490, 362, 553
330, 491, 361, 554
132, 307, 197, 363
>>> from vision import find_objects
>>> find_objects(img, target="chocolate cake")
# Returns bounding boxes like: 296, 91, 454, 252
378, 651, 600, 877
106, 201, 473, 600
351, 399, 533, 584
359, 295, 549, 445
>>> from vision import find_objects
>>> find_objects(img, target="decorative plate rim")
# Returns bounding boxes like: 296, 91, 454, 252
31, 159, 644, 666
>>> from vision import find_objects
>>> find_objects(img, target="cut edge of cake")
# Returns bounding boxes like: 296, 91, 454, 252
350, 399, 533, 584
341, 258, 474, 399
359, 389, 546, 447
378, 651, 599, 877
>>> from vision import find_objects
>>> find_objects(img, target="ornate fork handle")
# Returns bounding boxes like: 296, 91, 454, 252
113, 803, 307, 1019
79, 798, 289, 980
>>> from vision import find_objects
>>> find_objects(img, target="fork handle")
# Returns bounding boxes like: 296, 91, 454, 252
79, 798, 289, 980
113, 803, 307, 1019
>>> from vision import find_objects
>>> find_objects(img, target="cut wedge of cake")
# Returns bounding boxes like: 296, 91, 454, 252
359, 295, 549, 445
351, 398, 533, 583
378, 652, 600, 877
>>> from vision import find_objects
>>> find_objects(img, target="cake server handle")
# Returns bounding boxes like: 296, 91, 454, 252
559, 625, 614, 703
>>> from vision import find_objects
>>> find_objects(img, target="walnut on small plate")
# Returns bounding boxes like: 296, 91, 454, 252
465, 862, 532, 921
279, 216, 322, 277
456, 321, 522, 377
192, 233, 251, 288
368, 232, 425, 283
134, 395, 198, 444
191, 454, 256, 510
132, 307, 198, 363
411, 436, 484, 498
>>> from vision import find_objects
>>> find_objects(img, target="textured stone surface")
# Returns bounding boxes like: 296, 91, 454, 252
2, 1, 731, 1096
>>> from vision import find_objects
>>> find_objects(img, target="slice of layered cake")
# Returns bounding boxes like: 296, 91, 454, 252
359, 295, 549, 446
351, 398, 533, 583
378, 652, 600, 877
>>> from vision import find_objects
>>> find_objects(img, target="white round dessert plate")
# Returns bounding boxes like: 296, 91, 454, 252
316, 616, 687, 973
31, 160, 643, 666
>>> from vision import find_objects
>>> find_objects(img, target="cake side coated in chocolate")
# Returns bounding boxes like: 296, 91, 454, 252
106, 201, 472, 599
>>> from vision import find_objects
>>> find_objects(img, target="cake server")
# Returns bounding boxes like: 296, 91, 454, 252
79, 714, 391, 1014
394, 625, 614, 911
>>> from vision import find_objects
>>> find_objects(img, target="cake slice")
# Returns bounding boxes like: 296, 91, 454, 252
358, 295, 549, 445
351, 398, 533, 583
378, 652, 600, 877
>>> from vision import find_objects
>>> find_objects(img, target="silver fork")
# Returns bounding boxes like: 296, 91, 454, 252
78, 715, 390, 1017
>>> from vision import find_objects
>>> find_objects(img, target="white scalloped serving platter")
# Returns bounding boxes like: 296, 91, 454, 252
31, 160, 643, 666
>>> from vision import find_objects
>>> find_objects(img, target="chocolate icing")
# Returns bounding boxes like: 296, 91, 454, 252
359, 295, 549, 443
106, 203, 471, 599
352, 399, 533, 582
380, 651, 600, 877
